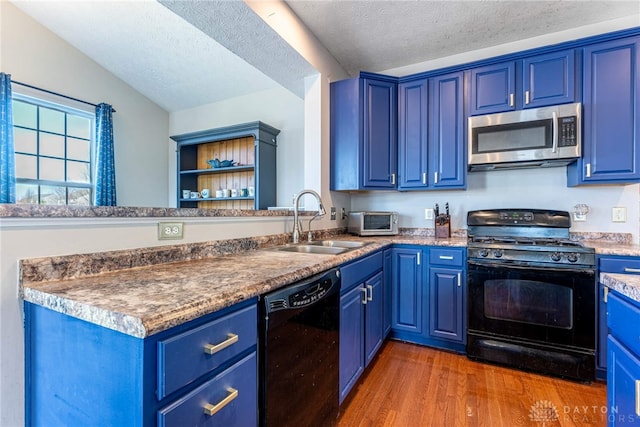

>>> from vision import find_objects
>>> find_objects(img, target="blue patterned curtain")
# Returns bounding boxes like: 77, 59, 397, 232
0, 73, 16, 203
94, 103, 116, 206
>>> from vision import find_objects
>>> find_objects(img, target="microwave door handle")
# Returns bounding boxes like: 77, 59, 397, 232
552, 111, 558, 153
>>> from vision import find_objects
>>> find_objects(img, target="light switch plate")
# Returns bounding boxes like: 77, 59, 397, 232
612, 207, 627, 223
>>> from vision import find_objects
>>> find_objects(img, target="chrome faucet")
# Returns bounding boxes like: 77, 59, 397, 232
292, 189, 326, 244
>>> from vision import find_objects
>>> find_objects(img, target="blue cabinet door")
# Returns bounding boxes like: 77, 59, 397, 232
364, 271, 385, 366
428, 267, 464, 343
568, 36, 640, 185
398, 79, 429, 189
523, 49, 576, 108
363, 78, 397, 189
607, 336, 640, 426
598, 284, 609, 378
430, 72, 466, 189
391, 248, 423, 334
470, 62, 516, 115
339, 284, 365, 403
383, 249, 392, 337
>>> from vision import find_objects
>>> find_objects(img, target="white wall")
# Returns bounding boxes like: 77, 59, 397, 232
351, 167, 640, 242
0, 2, 170, 208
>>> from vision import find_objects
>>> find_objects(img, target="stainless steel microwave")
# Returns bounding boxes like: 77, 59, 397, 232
348, 211, 399, 236
468, 102, 581, 171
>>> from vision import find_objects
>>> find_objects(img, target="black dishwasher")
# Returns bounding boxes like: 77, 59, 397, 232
260, 268, 340, 427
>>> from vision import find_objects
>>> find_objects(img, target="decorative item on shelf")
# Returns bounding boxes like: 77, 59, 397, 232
201, 189, 210, 198
435, 203, 451, 239
190, 191, 201, 199
207, 158, 237, 168
182, 189, 191, 199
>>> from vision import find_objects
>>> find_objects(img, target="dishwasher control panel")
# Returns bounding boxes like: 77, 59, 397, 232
290, 278, 334, 307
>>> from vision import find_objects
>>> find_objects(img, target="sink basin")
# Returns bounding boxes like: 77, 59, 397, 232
308, 240, 369, 248
272, 244, 348, 255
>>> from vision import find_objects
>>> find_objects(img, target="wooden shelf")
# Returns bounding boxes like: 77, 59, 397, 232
180, 165, 255, 176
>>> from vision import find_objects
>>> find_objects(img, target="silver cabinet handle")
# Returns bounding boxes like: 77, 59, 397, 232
439, 255, 454, 260
204, 333, 239, 355
367, 284, 373, 301
391, 173, 396, 185
636, 380, 640, 416
586, 163, 591, 178
525, 90, 530, 105
422, 172, 427, 185
361, 286, 368, 304
417, 252, 421, 266
457, 272, 462, 287
603, 286, 609, 303
509, 93, 514, 107
624, 268, 640, 273
434, 171, 439, 184
204, 387, 238, 416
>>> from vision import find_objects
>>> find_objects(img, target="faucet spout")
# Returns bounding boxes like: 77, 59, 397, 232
292, 189, 325, 244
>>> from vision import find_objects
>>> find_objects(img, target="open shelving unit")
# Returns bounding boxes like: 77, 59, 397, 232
171, 121, 280, 210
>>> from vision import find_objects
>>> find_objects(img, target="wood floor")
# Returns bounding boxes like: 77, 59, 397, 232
338, 340, 607, 427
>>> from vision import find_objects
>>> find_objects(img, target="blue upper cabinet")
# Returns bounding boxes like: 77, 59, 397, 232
398, 79, 429, 189
330, 75, 397, 191
470, 50, 575, 115
429, 72, 466, 189
523, 49, 576, 108
397, 72, 465, 190
568, 36, 640, 185
470, 62, 516, 115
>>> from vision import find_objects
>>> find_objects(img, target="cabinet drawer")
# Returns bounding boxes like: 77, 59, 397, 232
157, 304, 257, 399
158, 351, 257, 427
600, 257, 640, 274
429, 248, 464, 267
341, 251, 383, 292
608, 292, 640, 356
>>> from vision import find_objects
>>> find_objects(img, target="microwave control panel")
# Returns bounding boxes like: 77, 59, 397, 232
558, 116, 578, 147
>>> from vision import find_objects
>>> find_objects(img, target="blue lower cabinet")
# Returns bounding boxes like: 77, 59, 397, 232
390, 246, 424, 336
339, 251, 386, 404
429, 267, 465, 343
25, 299, 258, 427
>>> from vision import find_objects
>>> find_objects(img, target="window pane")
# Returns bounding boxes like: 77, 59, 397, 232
39, 107, 65, 134
39, 157, 65, 181
67, 137, 90, 161
67, 115, 91, 139
40, 185, 66, 205
67, 160, 90, 183
14, 128, 37, 154
15, 154, 37, 179
68, 187, 90, 206
13, 100, 37, 128
40, 132, 65, 158
16, 183, 39, 204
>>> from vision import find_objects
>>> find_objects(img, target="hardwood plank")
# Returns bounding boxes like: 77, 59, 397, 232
338, 341, 606, 427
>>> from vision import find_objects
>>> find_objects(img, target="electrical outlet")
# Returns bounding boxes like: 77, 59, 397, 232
158, 222, 184, 240
612, 207, 627, 223
330, 207, 336, 220
425, 208, 434, 220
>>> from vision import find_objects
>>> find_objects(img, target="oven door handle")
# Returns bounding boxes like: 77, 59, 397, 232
467, 259, 595, 274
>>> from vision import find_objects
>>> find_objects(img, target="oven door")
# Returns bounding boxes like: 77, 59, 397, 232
467, 260, 596, 350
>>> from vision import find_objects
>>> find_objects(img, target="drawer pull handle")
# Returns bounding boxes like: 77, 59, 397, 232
624, 268, 640, 274
636, 380, 640, 416
367, 284, 373, 301
439, 255, 454, 260
204, 333, 239, 355
204, 387, 238, 416
361, 287, 368, 305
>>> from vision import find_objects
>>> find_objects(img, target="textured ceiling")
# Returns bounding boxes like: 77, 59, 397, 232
10, 0, 640, 113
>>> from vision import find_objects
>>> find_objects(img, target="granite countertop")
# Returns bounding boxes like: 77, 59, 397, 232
600, 273, 640, 303
20, 234, 466, 338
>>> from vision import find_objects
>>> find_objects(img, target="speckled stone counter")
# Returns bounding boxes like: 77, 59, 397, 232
601, 273, 640, 303
20, 232, 467, 338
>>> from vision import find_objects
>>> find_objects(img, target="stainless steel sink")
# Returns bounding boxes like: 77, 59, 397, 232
272, 244, 348, 255
308, 240, 369, 248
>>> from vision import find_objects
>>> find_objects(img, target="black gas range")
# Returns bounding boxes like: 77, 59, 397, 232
466, 209, 597, 382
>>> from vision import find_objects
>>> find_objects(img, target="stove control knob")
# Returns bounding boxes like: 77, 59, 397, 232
479, 249, 489, 258
567, 253, 579, 263
493, 250, 503, 258
550, 252, 562, 262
